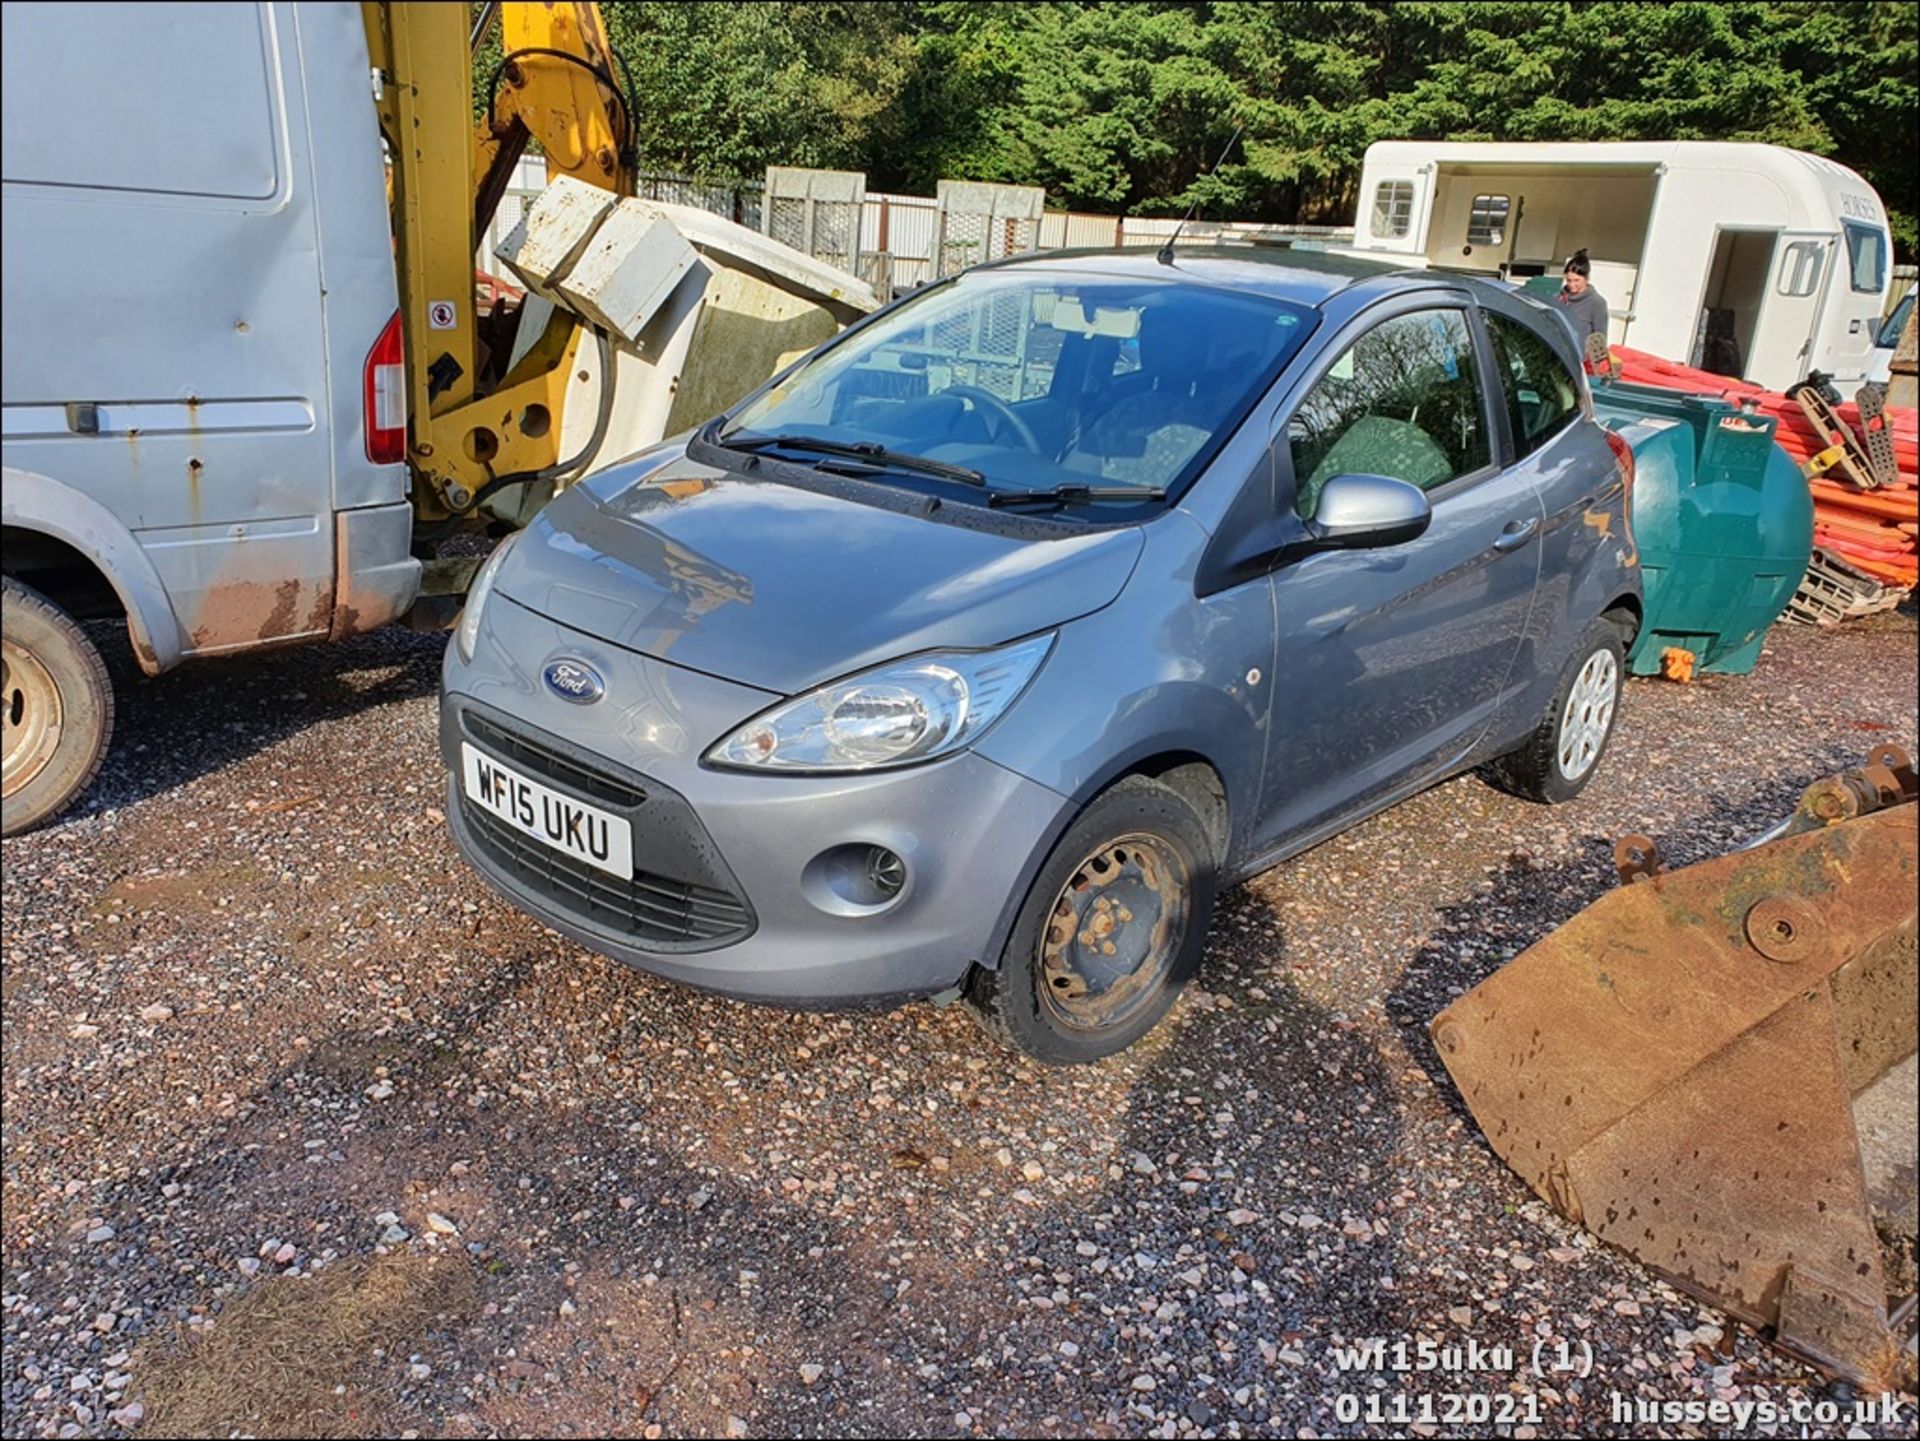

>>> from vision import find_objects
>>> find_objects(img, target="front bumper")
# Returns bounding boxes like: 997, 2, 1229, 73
440, 596, 1068, 1005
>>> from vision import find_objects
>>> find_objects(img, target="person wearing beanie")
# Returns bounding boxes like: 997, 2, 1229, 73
1554, 248, 1611, 351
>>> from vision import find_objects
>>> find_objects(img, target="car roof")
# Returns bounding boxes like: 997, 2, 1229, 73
978, 244, 1456, 308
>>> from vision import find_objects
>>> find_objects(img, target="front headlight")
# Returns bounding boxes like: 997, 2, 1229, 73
454, 532, 519, 663
707, 633, 1054, 773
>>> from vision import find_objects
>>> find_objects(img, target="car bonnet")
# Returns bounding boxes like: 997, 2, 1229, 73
490, 445, 1146, 694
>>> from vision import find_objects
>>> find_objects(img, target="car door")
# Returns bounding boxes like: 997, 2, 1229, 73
1253, 299, 1544, 851
1479, 301, 1617, 685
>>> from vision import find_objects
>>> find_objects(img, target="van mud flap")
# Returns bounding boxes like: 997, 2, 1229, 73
1431, 745, 1918, 1389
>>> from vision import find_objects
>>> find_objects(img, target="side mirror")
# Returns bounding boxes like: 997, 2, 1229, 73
1307, 473, 1432, 550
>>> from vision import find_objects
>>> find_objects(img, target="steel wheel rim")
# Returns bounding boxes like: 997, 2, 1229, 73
1556, 648, 1618, 781
1, 636, 64, 800
1038, 832, 1190, 1033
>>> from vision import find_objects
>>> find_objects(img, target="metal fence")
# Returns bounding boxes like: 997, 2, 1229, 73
933, 209, 1039, 277
479, 162, 1358, 298
763, 167, 864, 275
765, 194, 860, 270
633, 170, 763, 229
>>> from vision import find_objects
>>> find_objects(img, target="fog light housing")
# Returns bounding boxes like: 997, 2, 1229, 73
803, 842, 911, 915
865, 845, 906, 900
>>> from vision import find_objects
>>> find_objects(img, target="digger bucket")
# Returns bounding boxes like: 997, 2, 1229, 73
1432, 746, 1918, 1389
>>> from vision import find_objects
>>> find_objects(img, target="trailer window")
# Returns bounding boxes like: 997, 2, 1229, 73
1371, 181, 1414, 240
1467, 195, 1510, 247
1842, 222, 1887, 294
1777, 242, 1826, 298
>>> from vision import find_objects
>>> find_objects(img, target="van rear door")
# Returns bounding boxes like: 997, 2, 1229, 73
1746, 232, 1833, 390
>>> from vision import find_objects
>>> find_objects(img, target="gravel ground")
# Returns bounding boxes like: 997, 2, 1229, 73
3, 608, 1916, 1440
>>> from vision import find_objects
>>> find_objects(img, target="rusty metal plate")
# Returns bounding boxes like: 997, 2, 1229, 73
1778, 1265, 1903, 1389
1831, 923, 1920, 1095
1431, 803, 1918, 1389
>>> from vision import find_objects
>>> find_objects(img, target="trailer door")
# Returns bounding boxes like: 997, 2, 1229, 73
1813, 220, 1889, 384
1747, 232, 1832, 389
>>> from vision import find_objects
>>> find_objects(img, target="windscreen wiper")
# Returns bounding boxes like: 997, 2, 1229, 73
987, 483, 1168, 509
719, 431, 985, 486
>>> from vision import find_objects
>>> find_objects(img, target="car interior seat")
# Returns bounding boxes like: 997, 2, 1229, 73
1064, 309, 1258, 486
1295, 415, 1452, 517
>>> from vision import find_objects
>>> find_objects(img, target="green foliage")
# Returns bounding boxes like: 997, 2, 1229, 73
597, 2, 919, 177
471, 3, 503, 122
508, 2, 1918, 256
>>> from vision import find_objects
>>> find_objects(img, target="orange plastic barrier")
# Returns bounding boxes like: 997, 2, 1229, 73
1611, 347, 1918, 591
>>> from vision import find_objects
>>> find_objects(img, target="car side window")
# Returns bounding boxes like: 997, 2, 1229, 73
1288, 309, 1490, 519
1485, 312, 1580, 458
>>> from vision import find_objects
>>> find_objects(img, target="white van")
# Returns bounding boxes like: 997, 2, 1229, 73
1, 3, 417, 832
1346, 140, 1893, 391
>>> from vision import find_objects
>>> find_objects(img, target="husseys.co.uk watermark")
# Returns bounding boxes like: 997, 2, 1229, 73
1324, 1334, 1913, 1434
1609, 1392, 1911, 1430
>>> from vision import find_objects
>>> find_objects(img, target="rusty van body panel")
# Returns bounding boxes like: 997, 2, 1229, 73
0, 3, 418, 668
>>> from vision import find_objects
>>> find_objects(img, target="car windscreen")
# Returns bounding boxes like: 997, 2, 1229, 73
1876, 289, 1913, 350
719, 269, 1317, 506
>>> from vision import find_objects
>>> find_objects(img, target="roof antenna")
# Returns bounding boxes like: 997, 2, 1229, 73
1158, 125, 1245, 266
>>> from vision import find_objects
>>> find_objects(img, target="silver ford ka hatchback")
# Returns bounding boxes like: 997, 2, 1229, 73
440, 249, 1640, 1063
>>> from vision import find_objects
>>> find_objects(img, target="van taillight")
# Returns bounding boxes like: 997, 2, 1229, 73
1604, 428, 1635, 498
364, 310, 407, 465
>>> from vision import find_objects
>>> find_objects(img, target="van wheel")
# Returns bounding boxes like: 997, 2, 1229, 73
2, 576, 114, 836
1480, 619, 1623, 804
967, 776, 1216, 1065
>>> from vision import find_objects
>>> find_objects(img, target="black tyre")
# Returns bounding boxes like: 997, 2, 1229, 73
1480, 618, 1624, 804
2, 576, 115, 836
967, 775, 1217, 1065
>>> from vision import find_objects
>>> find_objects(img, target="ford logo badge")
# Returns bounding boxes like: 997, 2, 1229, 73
543, 658, 605, 704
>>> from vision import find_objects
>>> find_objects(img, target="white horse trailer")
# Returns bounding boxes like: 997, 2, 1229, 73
1347, 141, 1892, 391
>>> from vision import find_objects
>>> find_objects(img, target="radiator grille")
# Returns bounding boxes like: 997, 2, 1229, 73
464, 801, 750, 945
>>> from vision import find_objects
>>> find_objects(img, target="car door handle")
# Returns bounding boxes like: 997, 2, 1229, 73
1493, 518, 1539, 552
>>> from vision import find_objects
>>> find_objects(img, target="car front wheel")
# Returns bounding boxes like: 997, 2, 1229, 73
967, 775, 1216, 1064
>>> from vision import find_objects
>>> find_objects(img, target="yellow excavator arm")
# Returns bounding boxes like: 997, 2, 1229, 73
360, 1, 632, 529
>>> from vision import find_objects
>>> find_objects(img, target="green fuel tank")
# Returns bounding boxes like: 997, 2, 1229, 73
1591, 381, 1814, 676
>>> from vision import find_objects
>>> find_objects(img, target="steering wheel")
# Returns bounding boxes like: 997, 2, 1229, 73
942, 384, 1043, 454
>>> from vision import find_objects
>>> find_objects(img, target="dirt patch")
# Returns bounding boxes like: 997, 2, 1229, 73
463, 1264, 768, 1440
135, 1251, 479, 1439
94, 862, 265, 920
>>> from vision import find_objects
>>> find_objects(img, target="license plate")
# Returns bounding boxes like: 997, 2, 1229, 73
461, 742, 633, 879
